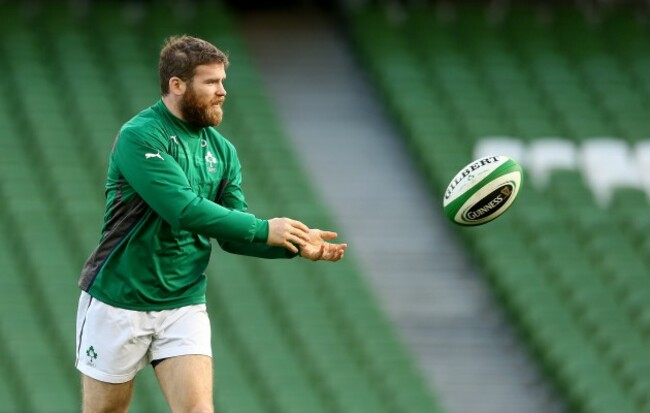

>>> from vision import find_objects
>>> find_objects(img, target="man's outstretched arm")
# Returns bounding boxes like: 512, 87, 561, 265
114, 127, 310, 250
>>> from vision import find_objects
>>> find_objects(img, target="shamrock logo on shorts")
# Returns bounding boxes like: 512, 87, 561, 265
86, 346, 98, 367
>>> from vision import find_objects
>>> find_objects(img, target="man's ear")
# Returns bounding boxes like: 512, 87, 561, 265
168, 77, 186, 96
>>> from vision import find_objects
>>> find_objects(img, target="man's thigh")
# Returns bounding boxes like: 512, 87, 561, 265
150, 303, 212, 361
82, 374, 134, 413
154, 355, 214, 413
76, 291, 151, 383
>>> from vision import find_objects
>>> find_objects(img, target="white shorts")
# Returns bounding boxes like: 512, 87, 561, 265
75, 291, 212, 384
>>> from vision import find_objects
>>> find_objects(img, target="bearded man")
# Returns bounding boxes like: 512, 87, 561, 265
75, 35, 346, 413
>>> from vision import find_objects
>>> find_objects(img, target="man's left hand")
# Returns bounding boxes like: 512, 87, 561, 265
299, 229, 347, 262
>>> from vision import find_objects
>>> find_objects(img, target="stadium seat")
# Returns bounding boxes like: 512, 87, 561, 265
633, 140, 650, 196
580, 138, 642, 205
527, 138, 578, 187
473, 136, 526, 164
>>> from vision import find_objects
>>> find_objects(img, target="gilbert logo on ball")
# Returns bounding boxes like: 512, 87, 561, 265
443, 155, 523, 226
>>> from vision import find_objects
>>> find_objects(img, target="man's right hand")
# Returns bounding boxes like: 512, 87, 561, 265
266, 218, 311, 253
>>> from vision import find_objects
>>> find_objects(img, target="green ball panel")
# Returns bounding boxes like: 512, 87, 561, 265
444, 159, 523, 225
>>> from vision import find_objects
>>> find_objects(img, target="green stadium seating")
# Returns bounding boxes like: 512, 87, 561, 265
0, 3, 442, 412
7, 1, 650, 412
207, 46, 441, 412
349, 4, 650, 413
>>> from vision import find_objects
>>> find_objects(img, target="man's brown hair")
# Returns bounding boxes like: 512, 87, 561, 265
159, 35, 229, 95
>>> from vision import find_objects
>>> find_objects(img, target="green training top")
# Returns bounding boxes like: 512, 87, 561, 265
78, 99, 295, 311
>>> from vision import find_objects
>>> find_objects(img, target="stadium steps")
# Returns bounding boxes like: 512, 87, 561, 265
209, 22, 440, 411
5, 2, 650, 413
348, 3, 650, 413
350, 10, 569, 413
0, 2, 445, 412
242, 9, 567, 413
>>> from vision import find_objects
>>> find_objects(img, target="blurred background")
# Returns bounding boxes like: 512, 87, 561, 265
1, 0, 650, 412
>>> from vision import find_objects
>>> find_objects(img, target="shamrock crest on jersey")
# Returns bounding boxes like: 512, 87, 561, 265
205, 151, 217, 173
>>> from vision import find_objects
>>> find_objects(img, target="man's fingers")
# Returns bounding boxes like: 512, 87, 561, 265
291, 224, 311, 243
320, 243, 346, 261
284, 241, 299, 254
291, 220, 310, 234
319, 231, 338, 240
316, 244, 325, 261
294, 232, 310, 244
325, 251, 342, 262
333, 245, 346, 261
331, 243, 347, 253
281, 219, 309, 244
289, 233, 307, 247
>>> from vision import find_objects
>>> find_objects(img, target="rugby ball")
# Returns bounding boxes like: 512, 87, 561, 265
443, 155, 523, 226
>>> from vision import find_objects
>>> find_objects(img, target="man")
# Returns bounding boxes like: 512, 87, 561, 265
75, 35, 347, 413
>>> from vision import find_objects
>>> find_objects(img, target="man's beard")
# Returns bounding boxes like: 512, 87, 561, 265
179, 85, 223, 127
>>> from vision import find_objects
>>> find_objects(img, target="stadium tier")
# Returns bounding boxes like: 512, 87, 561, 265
0, 3, 440, 413
349, 4, 650, 413
5, 1, 650, 412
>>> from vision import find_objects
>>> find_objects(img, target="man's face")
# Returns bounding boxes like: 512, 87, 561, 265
179, 63, 227, 127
